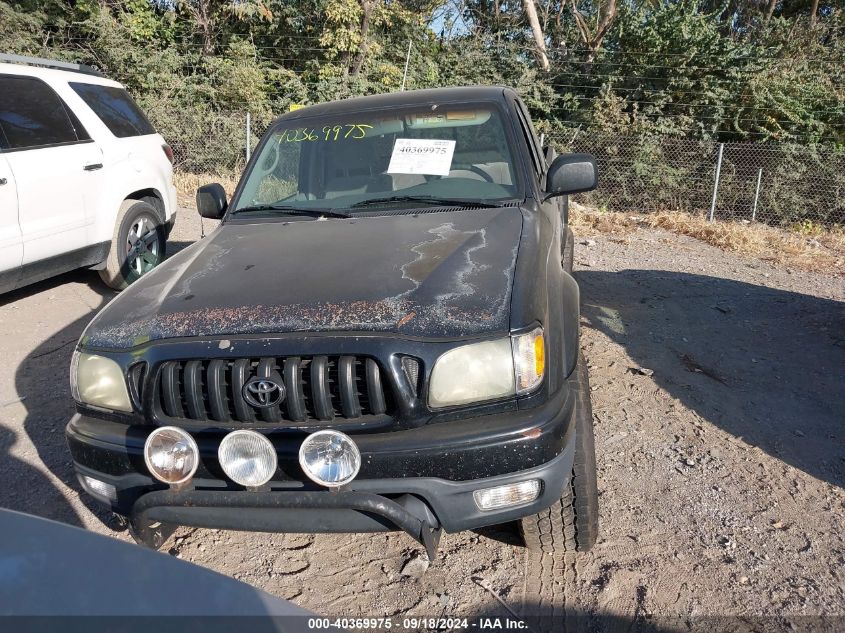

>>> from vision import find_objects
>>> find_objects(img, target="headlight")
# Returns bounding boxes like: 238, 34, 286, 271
71, 351, 132, 412
428, 327, 545, 408
429, 338, 515, 408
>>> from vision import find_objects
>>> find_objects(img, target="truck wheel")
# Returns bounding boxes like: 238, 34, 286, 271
520, 352, 599, 553
99, 199, 166, 290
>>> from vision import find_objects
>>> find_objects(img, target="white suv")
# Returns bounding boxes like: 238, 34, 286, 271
0, 54, 177, 292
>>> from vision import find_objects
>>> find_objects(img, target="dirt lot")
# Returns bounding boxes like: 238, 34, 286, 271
1, 207, 843, 630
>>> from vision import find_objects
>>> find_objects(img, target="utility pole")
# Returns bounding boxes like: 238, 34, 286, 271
400, 40, 412, 91
709, 143, 724, 222
245, 112, 252, 162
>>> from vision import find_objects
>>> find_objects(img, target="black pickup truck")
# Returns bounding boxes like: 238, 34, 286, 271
66, 86, 599, 559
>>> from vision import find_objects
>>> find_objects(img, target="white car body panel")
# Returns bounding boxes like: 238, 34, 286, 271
9, 142, 103, 263
0, 61, 176, 289
0, 154, 22, 275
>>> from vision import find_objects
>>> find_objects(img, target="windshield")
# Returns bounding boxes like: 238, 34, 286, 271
232, 103, 521, 214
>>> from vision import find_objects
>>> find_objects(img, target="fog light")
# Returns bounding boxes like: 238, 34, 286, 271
299, 430, 361, 488
218, 430, 277, 488
78, 475, 117, 502
144, 426, 200, 485
473, 480, 541, 511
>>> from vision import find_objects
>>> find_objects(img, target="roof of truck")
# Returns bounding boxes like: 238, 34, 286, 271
277, 85, 516, 123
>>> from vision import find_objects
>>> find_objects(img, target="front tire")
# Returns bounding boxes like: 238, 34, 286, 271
520, 351, 599, 553
99, 199, 166, 290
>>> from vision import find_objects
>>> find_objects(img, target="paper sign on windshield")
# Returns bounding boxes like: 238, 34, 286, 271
387, 139, 456, 176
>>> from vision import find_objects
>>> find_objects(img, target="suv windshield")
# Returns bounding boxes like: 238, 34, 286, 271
232, 103, 521, 214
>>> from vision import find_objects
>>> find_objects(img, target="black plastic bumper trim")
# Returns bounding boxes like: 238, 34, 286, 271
132, 489, 441, 559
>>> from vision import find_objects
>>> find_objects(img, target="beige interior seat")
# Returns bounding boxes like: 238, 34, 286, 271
323, 175, 372, 199
476, 161, 513, 185
390, 173, 427, 191
443, 162, 513, 185
447, 169, 487, 181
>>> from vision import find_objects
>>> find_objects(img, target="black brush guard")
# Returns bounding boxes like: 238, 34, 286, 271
129, 489, 443, 561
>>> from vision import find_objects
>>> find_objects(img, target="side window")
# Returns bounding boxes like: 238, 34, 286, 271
69, 82, 155, 138
515, 100, 545, 173
0, 75, 89, 150
513, 104, 542, 181
241, 131, 302, 205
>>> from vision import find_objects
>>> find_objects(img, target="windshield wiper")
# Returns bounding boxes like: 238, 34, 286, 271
351, 195, 504, 209
231, 204, 351, 219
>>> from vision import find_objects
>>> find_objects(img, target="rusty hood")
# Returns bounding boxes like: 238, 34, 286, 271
81, 207, 524, 349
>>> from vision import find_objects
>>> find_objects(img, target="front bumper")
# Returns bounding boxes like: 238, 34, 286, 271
67, 381, 576, 544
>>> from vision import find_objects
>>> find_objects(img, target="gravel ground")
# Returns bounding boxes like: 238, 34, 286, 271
1, 207, 843, 629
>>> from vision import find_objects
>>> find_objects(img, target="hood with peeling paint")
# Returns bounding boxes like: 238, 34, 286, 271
82, 207, 524, 349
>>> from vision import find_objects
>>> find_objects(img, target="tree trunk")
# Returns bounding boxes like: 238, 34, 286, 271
188, 0, 215, 55
764, 0, 777, 23
523, 0, 550, 71
350, 0, 374, 77
570, 0, 617, 64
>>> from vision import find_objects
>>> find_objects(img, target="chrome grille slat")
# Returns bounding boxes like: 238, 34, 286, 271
206, 359, 230, 421
310, 355, 333, 421
231, 358, 255, 423
365, 358, 386, 415
338, 355, 362, 418
156, 354, 389, 425
183, 360, 205, 420
160, 361, 183, 418
284, 357, 306, 422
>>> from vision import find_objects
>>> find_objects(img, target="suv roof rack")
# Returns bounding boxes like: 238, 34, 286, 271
0, 53, 105, 78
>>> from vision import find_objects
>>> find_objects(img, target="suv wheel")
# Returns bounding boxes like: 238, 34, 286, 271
520, 351, 599, 553
99, 199, 166, 290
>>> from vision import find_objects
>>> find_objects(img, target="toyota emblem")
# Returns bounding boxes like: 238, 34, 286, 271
242, 377, 285, 408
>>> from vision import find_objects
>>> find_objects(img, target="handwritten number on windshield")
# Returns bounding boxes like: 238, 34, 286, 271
279, 124, 372, 143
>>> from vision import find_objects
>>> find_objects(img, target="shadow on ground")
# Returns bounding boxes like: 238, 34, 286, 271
0, 271, 110, 527
0, 235, 208, 529
4, 239, 202, 528
577, 269, 845, 489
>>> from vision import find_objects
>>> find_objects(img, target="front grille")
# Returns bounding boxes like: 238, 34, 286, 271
154, 355, 390, 425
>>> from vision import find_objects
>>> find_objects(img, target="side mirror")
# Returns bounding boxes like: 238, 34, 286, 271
545, 153, 598, 198
196, 183, 228, 219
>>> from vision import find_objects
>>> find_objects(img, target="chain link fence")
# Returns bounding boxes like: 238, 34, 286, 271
161, 109, 845, 227
548, 131, 845, 226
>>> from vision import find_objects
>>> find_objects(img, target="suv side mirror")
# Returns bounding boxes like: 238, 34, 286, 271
196, 183, 228, 219
545, 153, 598, 198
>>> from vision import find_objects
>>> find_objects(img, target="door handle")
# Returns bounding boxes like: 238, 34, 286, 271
83, 163, 103, 171
0, 177, 6, 185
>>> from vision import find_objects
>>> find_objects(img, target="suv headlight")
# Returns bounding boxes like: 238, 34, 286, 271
70, 351, 132, 412
429, 327, 545, 408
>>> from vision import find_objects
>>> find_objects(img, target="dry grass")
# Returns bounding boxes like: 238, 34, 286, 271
173, 172, 296, 209
570, 202, 845, 275
173, 172, 240, 208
